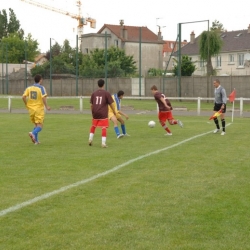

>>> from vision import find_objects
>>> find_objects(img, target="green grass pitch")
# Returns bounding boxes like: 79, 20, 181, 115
0, 112, 250, 250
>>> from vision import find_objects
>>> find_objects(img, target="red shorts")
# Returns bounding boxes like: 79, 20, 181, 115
92, 118, 109, 128
158, 111, 174, 121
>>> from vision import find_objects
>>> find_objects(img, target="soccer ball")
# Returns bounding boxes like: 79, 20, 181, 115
148, 120, 156, 128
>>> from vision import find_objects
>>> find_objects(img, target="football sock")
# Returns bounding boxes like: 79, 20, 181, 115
214, 118, 220, 129
89, 133, 94, 141
33, 127, 42, 142
121, 124, 126, 134
165, 127, 171, 133
102, 137, 106, 145
162, 124, 171, 133
102, 127, 107, 144
221, 119, 226, 132
114, 126, 120, 136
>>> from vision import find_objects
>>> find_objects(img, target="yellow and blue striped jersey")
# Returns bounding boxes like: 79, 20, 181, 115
23, 84, 47, 110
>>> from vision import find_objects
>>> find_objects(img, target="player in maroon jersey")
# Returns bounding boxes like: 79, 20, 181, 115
151, 85, 183, 135
88, 79, 116, 148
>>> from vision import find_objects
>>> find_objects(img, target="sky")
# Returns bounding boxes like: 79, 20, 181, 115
1, 0, 250, 53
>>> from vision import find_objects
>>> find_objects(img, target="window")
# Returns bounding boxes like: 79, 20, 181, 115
114, 40, 118, 47
238, 54, 244, 66
170, 43, 174, 49
199, 58, 205, 67
85, 48, 89, 54
229, 54, 234, 63
216, 55, 221, 68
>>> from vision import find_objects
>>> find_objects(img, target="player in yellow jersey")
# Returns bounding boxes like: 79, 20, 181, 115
22, 74, 51, 144
108, 90, 129, 138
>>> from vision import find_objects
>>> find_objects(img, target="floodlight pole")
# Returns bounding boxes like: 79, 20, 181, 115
25, 40, 27, 88
1, 43, 4, 94
162, 35, 179, 94
50, 38, 52, 96
105, 31, 108, 90
139, 27, 142, 97
177, 23, 181, 98
177, 20, 209, 99
5, 43, 8, 95
76, 35, 79, 96
207, 20, 210, 101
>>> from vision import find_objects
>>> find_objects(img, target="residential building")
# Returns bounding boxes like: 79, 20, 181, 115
81, 20, 165, 75
34, 53, 48, 66
175, 25, 250, 76
0, 53, 48, 78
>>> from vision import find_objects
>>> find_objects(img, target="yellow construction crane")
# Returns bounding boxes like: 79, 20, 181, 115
20, 0, 96, 38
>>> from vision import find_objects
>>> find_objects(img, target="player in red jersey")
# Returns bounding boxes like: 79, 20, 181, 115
151, 85, 183, 135
88, 79, 116, 148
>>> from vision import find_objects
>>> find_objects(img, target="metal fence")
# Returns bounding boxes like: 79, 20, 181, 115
1, 76, 250, 100
1, 96, 250, 118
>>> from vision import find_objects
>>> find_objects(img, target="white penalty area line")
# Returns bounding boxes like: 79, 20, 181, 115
0, 124, 231, 217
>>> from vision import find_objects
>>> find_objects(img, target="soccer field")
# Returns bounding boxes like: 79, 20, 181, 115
0, 113, 250, 249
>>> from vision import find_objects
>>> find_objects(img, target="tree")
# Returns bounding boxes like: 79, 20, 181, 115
31, 39, 79, 77
172, 55, 196, 76
79, 46, 137, 78
0, 33, 39, 63
210, 20, 225, 32
45, 42, 61, 61
199, 20, 224, 76
0, 8, 24, 41
107, 46, 136, 76
147, 68, 164, 76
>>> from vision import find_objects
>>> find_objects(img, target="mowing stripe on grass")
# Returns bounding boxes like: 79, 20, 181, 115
0, 125, 231, 217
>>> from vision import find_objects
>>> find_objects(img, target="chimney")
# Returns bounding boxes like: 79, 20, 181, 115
248, 24, 250, 33
123, 26, 128, 40
190, 31, 195, 44
158, 31, 162, 40
120, 19, 124, 38
157, 25, 163, 41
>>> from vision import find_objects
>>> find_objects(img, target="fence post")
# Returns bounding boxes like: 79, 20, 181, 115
197, 97, 201, 116
240, 97, 243, 117
80, 96, 83, 113
8, 96, 11, 113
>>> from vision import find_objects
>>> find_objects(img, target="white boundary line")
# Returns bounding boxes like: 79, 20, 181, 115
0, 125, 231, 217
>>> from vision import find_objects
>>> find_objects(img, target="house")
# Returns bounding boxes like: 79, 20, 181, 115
34, 53, 48, 66
3, 53, 48, 79
175, 25, 250, 76
22, 53, 48, 69
81, 20, 165, 75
